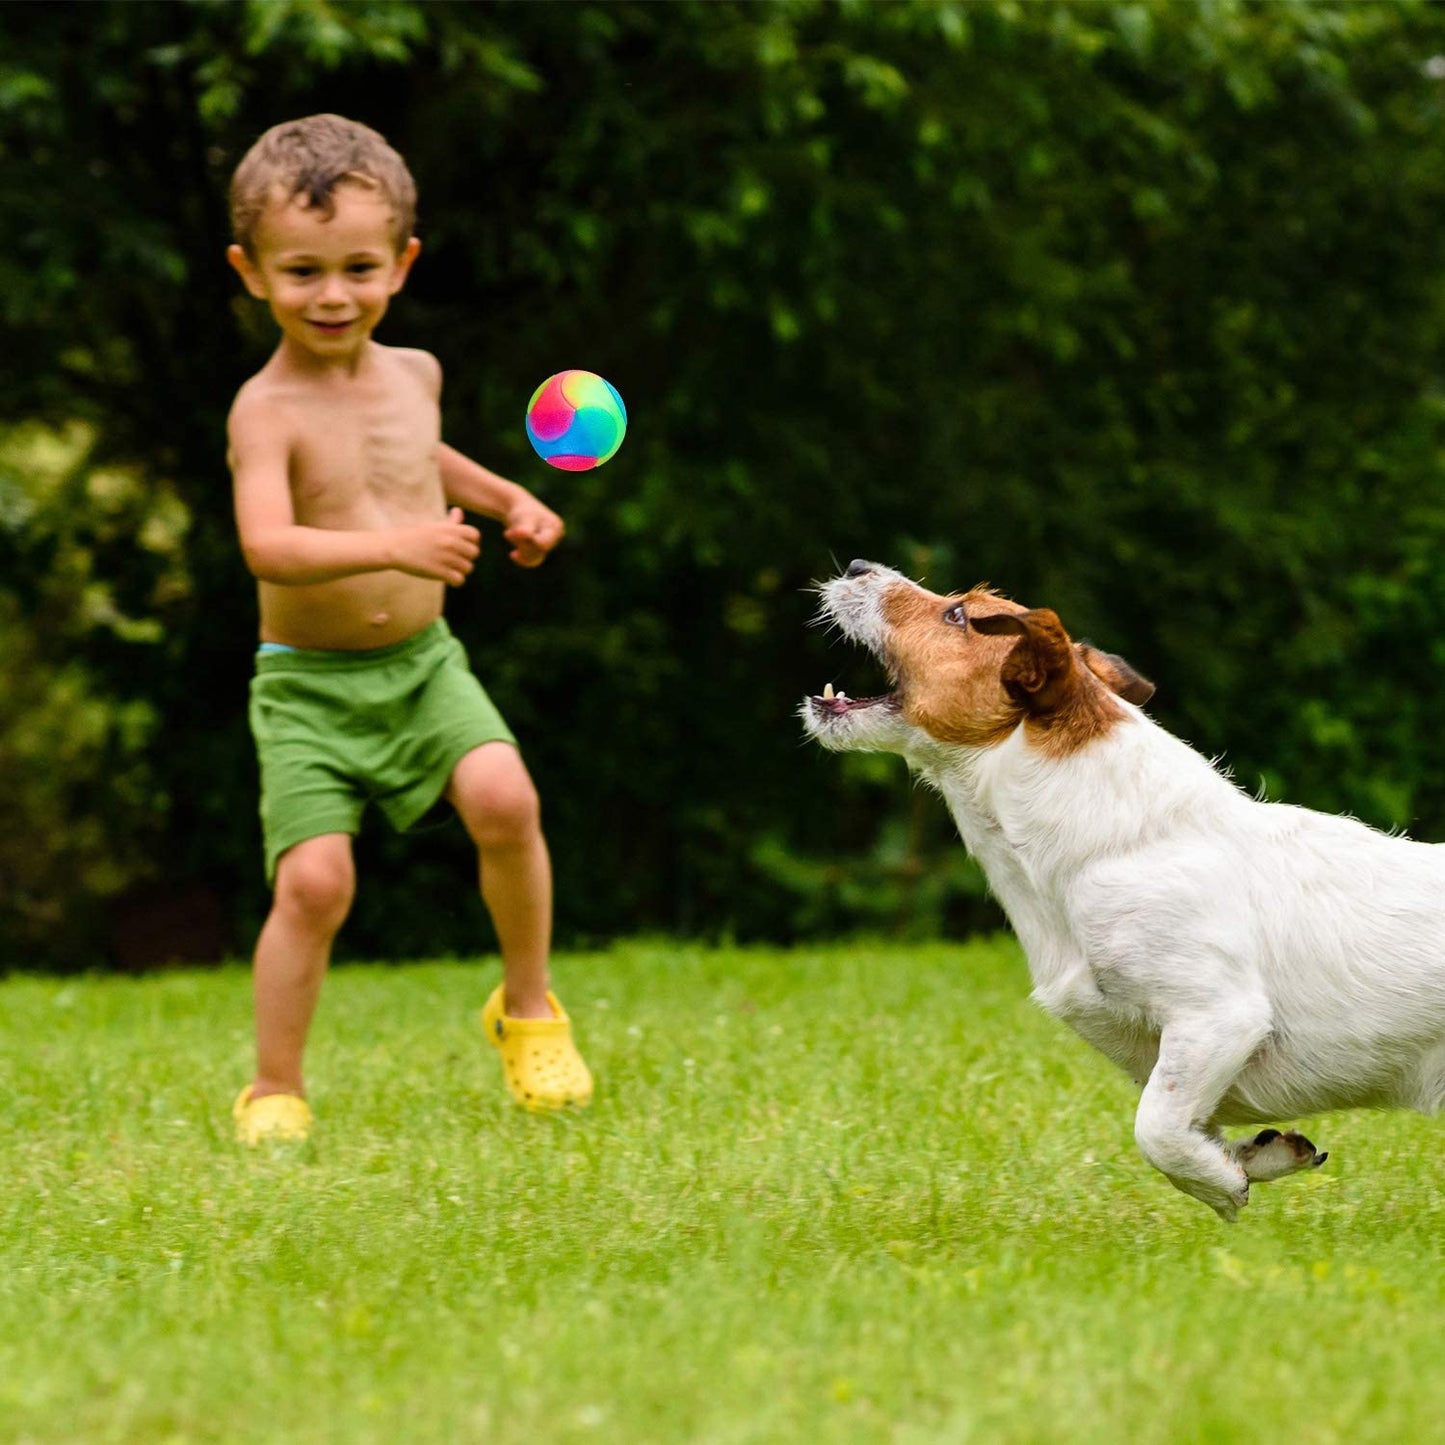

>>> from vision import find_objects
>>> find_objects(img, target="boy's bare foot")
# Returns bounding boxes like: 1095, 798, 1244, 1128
503, 995, 554, 1019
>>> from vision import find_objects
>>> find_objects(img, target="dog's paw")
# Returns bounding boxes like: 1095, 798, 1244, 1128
1227, 1128, 1328, 1183
1210, 1184, 1249, 1224
1170, 1163, 1250, 1221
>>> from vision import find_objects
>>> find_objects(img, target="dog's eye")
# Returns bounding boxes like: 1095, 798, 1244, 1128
942, 603, 967, 628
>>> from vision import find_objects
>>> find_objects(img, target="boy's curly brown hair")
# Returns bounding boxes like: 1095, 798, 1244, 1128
229, 114, 417, 257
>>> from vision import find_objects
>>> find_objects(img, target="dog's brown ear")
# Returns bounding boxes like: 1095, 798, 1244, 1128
1078, 643, 1155, 706
970, 609, 1078, 711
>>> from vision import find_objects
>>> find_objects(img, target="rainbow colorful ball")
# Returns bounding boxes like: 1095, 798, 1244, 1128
525, 370, 627, 471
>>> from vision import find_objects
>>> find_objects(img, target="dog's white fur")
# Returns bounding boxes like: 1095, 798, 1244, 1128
803, 561, 1445, 1219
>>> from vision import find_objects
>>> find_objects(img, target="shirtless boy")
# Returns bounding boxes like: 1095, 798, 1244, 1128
225, 114, 591, 1144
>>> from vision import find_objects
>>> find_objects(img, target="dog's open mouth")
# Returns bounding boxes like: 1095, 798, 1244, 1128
809, 681, 900, 716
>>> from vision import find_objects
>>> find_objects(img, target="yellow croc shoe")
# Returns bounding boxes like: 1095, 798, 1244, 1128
481, 985, 593, 1111
233, 1085, 313, 1146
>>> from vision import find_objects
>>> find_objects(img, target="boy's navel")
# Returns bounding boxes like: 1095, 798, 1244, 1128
370, 611, 389, 629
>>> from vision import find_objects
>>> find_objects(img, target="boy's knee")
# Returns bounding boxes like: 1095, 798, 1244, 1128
275, 840, 355, 927
464, 777, 542, 851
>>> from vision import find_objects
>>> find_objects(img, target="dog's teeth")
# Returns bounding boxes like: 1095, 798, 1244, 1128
823, 683, 835, 700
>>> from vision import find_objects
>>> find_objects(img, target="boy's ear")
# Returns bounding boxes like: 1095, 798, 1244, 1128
388, 236, 422, 295
227, 244, 268, 300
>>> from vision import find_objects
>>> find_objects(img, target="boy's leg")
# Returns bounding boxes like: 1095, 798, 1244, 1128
448, 742, 592, 1109
445, 742, 553, 1017
250, 832, 356, 1098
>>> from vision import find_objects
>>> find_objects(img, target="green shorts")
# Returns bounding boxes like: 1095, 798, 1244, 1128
248, 618, 517, 885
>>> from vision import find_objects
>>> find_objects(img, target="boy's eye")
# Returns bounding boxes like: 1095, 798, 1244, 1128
348, 264, 378, 275
284, 266, 317, 278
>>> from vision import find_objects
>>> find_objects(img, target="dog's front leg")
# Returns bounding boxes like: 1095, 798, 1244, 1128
1133, 1005, 1271, 1222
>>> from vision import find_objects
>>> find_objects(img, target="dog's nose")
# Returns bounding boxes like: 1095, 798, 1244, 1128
844, 559, 873, 578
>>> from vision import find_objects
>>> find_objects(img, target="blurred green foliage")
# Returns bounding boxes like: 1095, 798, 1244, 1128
4, 0, 1445, 967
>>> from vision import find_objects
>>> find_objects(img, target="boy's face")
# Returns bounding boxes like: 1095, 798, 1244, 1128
227, 181, 420, 361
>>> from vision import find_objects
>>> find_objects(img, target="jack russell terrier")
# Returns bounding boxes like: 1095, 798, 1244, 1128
803, 560, 1445, 1220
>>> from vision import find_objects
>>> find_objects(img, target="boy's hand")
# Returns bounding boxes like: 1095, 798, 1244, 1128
503, 497, 566, 568
393, 507, 481, 586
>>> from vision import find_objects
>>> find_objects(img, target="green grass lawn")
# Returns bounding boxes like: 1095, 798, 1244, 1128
2, 937, 1441, 1444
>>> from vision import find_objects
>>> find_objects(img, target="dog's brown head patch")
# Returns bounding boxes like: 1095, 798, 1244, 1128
879, 585, 1024, 748
881, 584, 1150, 756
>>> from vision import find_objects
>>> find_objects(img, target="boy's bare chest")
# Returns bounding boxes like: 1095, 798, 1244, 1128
289, 391, 442, 524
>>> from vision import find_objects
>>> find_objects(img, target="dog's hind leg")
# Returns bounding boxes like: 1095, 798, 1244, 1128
1134, 1004, 1272, 1222
1411, 1040, 1445, 1114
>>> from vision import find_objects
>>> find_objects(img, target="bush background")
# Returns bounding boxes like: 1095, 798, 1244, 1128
5, 0, 1445, 968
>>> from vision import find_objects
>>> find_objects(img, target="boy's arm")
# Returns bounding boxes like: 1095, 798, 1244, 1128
436, 443, 565, 568
229, 394, 479, 586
